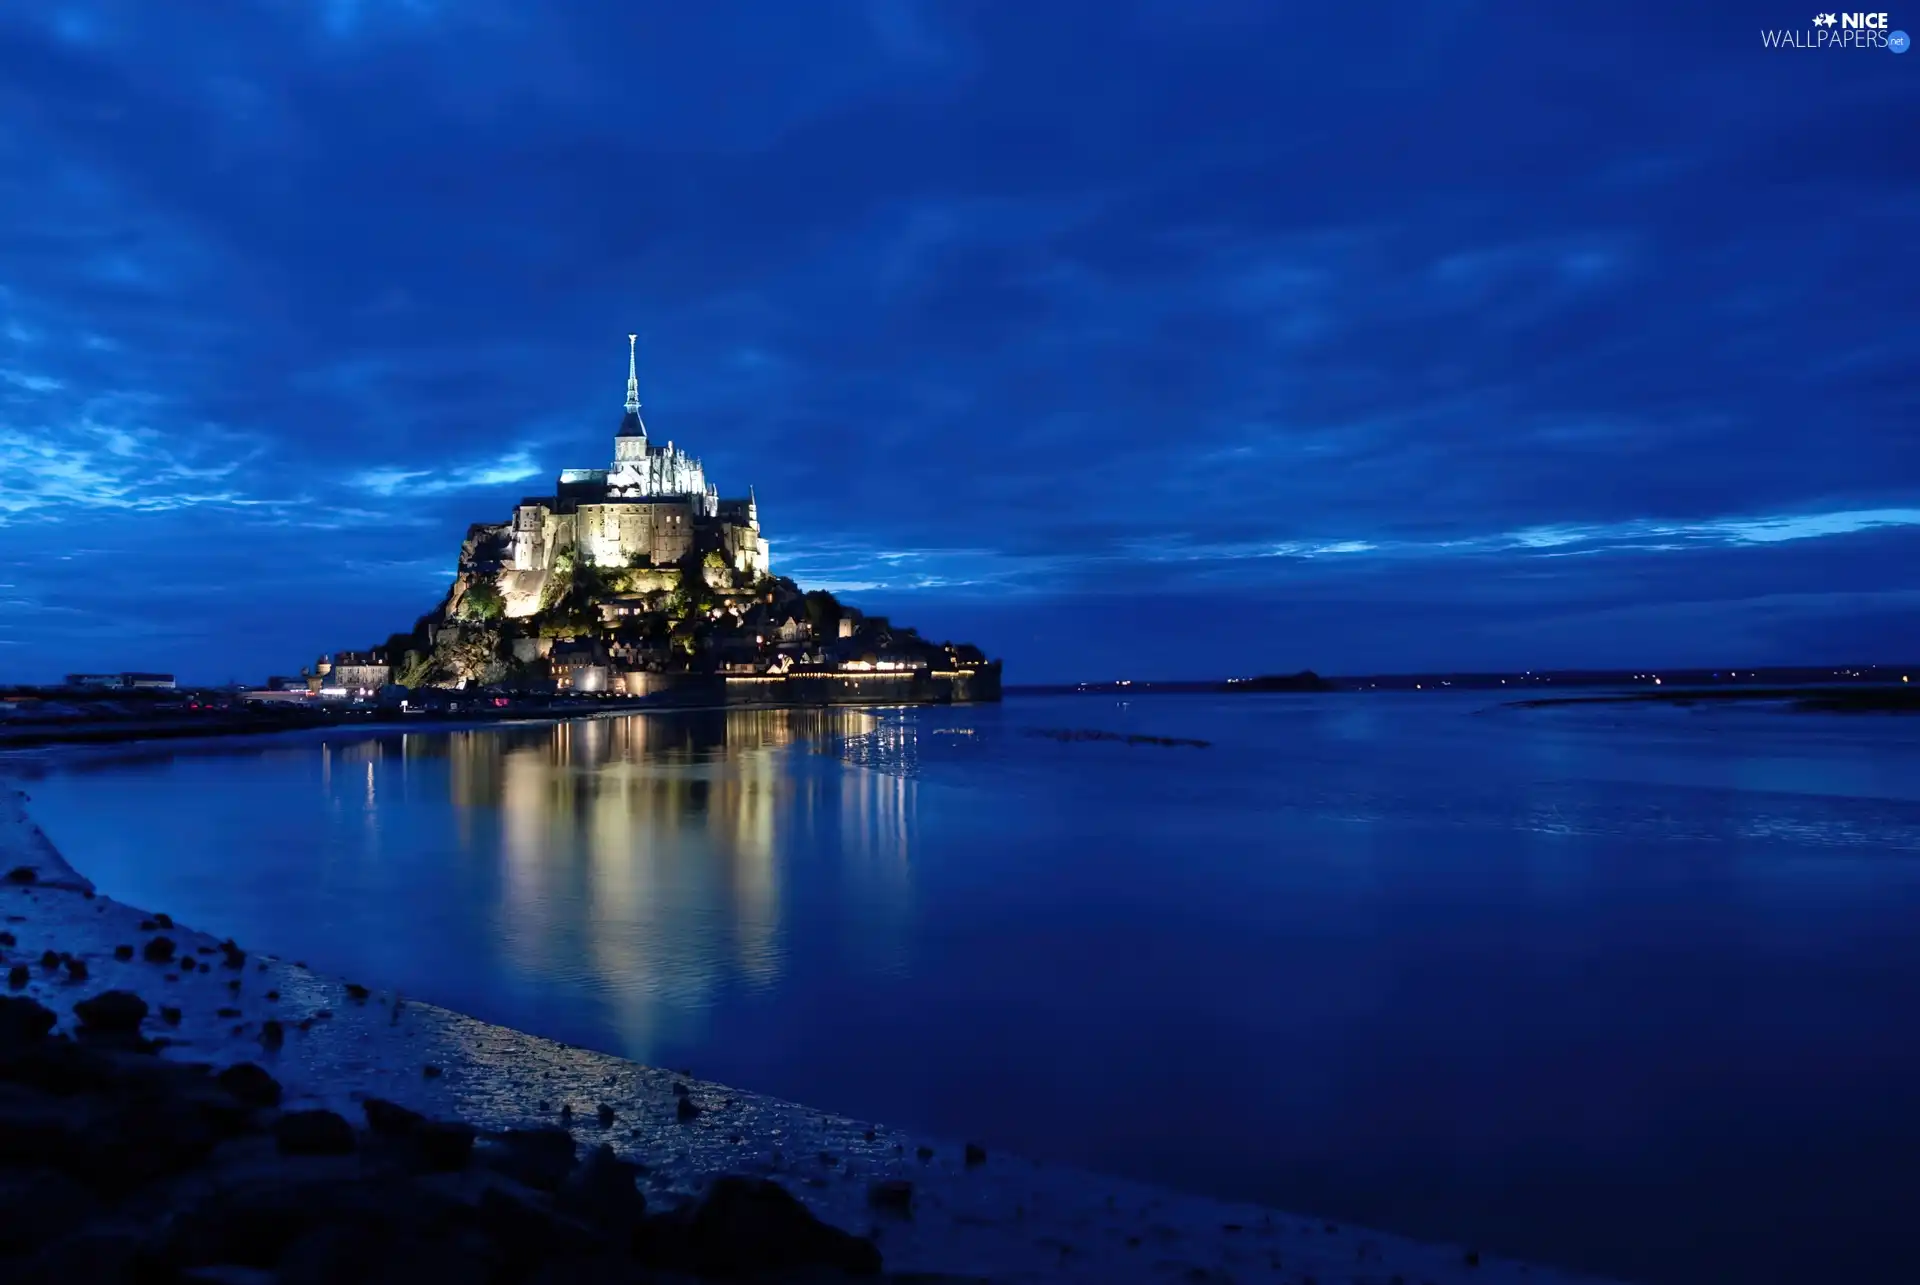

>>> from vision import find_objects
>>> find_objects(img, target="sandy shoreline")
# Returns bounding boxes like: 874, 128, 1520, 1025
1, 778, 1627, 1284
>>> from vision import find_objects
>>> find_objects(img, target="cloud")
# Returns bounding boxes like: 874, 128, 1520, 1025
352, 450, 544, 498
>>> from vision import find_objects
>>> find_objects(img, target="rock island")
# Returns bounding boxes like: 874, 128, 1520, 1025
310, 336, 1000, 709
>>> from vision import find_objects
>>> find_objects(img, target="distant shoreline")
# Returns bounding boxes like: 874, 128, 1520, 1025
1503, 685, 1920, 714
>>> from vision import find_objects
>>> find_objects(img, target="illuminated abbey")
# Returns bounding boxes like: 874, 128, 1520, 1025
476, 336, 770, 617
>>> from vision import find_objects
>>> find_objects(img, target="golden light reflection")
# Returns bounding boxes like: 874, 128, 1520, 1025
409, 708, 918, 1057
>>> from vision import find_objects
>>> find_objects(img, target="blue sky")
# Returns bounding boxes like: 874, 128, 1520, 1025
1, 2, 1914, 684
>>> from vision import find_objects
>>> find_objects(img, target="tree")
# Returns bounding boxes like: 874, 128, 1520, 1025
461, 579, 505, 622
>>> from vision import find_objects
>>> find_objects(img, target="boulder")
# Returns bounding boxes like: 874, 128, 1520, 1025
0, 995, 57, 1047
216, 1062, 283, 1109
275, 1110, 357, 1156
637, 1175, 881, 1277
72, 990, 147, 1034
478, 1127, 576, 1191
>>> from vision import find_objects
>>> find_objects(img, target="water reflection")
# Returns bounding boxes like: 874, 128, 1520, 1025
378, 707, 920, 1053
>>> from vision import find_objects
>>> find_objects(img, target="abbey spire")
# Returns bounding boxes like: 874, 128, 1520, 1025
624, 333, 642, 415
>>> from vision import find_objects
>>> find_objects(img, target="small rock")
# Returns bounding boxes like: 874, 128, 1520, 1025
482, 1127, 577, 1191
216, 1007, 240, 1019
364, 1098, 426, 1135
275, 1108, 357, 1156
72, 989, 147, 1033
226, 978, 241, 993
413, 1119, 476, 1171
6, 964, 28, 989
345, 983, 370, 1002
216, 1061, 283, 1107
422, 1064, 442, 1079
868, 1179, 913, 1214
39, 949, 60, 969
142, 937, 176, 963
0, 931, 13, 946
160, 1006, 182, 1026
63, 958, 88, 981
676, 1096, 701, 1122
5, 866, 38, 884
259, 1019, 284, 1048
112, 945, 133, 961
560, 1143, 647, 1228
964, 1142, 987, 1166
265, 990, 279, 1001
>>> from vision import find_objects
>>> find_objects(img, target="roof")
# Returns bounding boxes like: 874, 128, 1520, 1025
616, 410, 648, 439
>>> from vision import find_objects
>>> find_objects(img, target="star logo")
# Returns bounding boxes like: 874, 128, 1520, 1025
1812, 12, 1837, 25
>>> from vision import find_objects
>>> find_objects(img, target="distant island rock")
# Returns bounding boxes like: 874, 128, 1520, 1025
1222, 671, 1336, 693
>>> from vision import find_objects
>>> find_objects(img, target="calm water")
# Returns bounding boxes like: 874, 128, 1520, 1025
17, 692, 1920, 1284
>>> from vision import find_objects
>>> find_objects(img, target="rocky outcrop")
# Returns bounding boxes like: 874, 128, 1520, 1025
0, 994, 887, 1282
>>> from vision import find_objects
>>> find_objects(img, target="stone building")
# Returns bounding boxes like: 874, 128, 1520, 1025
466, 336, 771, 618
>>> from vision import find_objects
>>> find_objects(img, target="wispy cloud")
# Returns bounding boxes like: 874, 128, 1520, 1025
352, 450, 543, 498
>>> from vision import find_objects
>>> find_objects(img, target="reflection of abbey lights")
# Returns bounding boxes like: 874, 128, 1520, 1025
442, 710, 904, 1058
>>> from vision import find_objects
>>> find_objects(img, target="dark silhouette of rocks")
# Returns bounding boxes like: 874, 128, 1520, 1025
7, 965, 29, 989
215, 1062, 283, 1107
344, 983, 370, 1002
72, 990, 146, 1034
275, 1109, 357, 1156
5, 866, 37, 884
868, 1178, 914, 1214
259, 1019, 284, 1048
141, 937, 176, 963
483, 1127, 577, 1191
363, 1097, 426, 1136
639, 1175, 883, 1277
62, 959, 86, 982
38, 950, 58, 969
111, 945, 132, 962
0, 954, 892, 1284
0, 995, 57, 1044
151, 913, 172, 929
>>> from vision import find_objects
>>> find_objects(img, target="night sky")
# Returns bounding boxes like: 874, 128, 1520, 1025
1, 3, 1914, 684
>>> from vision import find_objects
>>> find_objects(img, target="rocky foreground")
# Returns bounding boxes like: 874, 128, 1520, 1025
0, 983, 920, 1283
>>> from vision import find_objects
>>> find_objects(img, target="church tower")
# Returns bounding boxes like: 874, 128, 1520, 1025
615, 334, 647, 462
